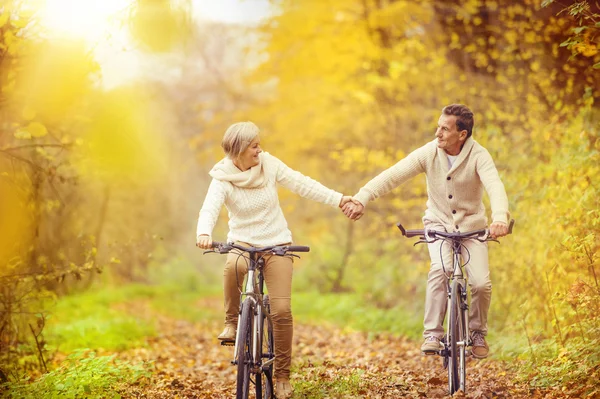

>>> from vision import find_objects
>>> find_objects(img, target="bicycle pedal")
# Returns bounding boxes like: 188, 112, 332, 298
220, 339, 235, 346
421, 350, 440, 356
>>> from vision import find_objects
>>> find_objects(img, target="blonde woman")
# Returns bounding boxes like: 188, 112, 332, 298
196, 121, 355, 398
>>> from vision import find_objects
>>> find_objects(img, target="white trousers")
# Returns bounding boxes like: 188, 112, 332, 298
423, 225, 491, 338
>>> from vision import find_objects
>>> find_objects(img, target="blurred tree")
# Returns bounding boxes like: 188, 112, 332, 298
129, 0, 192, 52
0, 0, 198, 377
219, 0, 600, 341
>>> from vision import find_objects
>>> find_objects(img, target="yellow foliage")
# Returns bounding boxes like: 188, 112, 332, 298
76, 88, 169, 184
26, 122, 48, 138
224, 0, 600, 339
129, 0, 192, 52
0, 169, 32, 268
11, 40, 97, 124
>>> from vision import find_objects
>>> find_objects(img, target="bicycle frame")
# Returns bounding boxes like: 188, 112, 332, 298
205, 242, 309, 399
398, 219, 514, 395
232, 253, 274, 372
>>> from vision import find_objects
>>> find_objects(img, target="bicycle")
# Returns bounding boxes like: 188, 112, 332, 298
396, 220, 514, 395
203, 242, 310, 399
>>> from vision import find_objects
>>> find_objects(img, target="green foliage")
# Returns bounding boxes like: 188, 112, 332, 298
45, 290, 156, 353
292, 292, 422, 340
2, 350, 150, 399
292, 363, 366, 399
511, 335, 600, 397
44, 260, 222, 353
545, 0, 600, 69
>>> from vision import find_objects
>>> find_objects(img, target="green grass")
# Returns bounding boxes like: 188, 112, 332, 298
291, 361, 368, 399
46, 279, 224, 353
45, 286, 156, 353
292, 291, 423, 340
3, 350, 150, 399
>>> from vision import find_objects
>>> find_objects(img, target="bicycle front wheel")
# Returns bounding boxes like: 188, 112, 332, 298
256, 295, 274, 399
447, 279, 464, 395
458, 285, 467, 392
236, 298, 254, 399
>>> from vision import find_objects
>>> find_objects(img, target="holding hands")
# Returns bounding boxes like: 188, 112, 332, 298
339, 196, 365, 221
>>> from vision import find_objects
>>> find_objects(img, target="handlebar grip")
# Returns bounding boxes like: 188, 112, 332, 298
397, 223, 425, 238
406, 230, 424, 238
211, 241, 226, 248
287, 245, 310, 252
396, 223, 406, 236
508, 219, 515, 234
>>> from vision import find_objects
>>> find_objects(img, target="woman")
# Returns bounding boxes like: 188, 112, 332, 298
196, 121, 353, 398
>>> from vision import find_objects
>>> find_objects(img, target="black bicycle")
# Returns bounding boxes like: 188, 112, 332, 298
397, 220, 514, 395
204, 242, 309, 399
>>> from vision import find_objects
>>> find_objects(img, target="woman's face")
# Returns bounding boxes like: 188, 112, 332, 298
238, 137, 262, 170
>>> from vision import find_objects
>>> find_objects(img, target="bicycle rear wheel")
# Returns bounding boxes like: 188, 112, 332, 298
447, 279, 463, 394
236, 298, 253, 399
256, 295, 274, 399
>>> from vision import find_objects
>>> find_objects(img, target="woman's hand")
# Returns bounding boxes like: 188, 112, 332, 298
340, 197, 365, 221
339, 196, 355, 208
196, 234, 213, 249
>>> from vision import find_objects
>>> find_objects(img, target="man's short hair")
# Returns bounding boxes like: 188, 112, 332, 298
442, 104, 474, 138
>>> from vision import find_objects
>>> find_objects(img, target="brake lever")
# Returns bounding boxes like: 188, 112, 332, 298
203, 249, 216, 255
414, 239, 428, 246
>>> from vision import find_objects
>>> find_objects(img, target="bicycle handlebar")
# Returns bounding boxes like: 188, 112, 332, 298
397, 219, 515, 241
208, 241, 310, 255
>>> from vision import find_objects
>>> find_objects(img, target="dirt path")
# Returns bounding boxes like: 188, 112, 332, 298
118, 300, 558, 399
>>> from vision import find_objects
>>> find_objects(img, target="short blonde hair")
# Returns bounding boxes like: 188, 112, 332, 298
221, 121, 260, 159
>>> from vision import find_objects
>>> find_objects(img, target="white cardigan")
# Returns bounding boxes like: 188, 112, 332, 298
197, 152, 343, 246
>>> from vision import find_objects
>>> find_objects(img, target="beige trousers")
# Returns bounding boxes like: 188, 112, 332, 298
423, 226, 491, 339
223, 243, 294, 380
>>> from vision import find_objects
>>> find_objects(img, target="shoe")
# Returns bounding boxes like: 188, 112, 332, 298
471, 331, 489, 359
275, 379, 293, 399
217, 324, 236, 341
421, 336, 443, 354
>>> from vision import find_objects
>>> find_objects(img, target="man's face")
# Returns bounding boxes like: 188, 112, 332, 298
435, 114, 467, 155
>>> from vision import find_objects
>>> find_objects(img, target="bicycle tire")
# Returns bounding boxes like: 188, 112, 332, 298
256, 295, 274, 399
458, 286, 467, 392
447, 280, 462, 394
236, 299, 253, 399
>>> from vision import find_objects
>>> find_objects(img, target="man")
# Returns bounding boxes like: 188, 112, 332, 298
342, 104, 509, 358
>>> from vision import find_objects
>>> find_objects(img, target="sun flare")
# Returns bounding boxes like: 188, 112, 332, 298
41, 0, 132, 42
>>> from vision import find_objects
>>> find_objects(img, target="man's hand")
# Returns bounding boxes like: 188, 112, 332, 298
489, 222, 508, 239
341, 198, 365, 221
196, 234, 213, 249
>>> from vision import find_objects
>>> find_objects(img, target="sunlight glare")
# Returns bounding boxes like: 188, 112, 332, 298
41, 0, 132, 42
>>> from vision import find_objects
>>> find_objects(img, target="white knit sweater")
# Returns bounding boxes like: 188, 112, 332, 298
354, 138, 509, 232
196, 152, 343, 246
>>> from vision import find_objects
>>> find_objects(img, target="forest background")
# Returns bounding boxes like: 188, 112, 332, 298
0, 0, 599, 397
